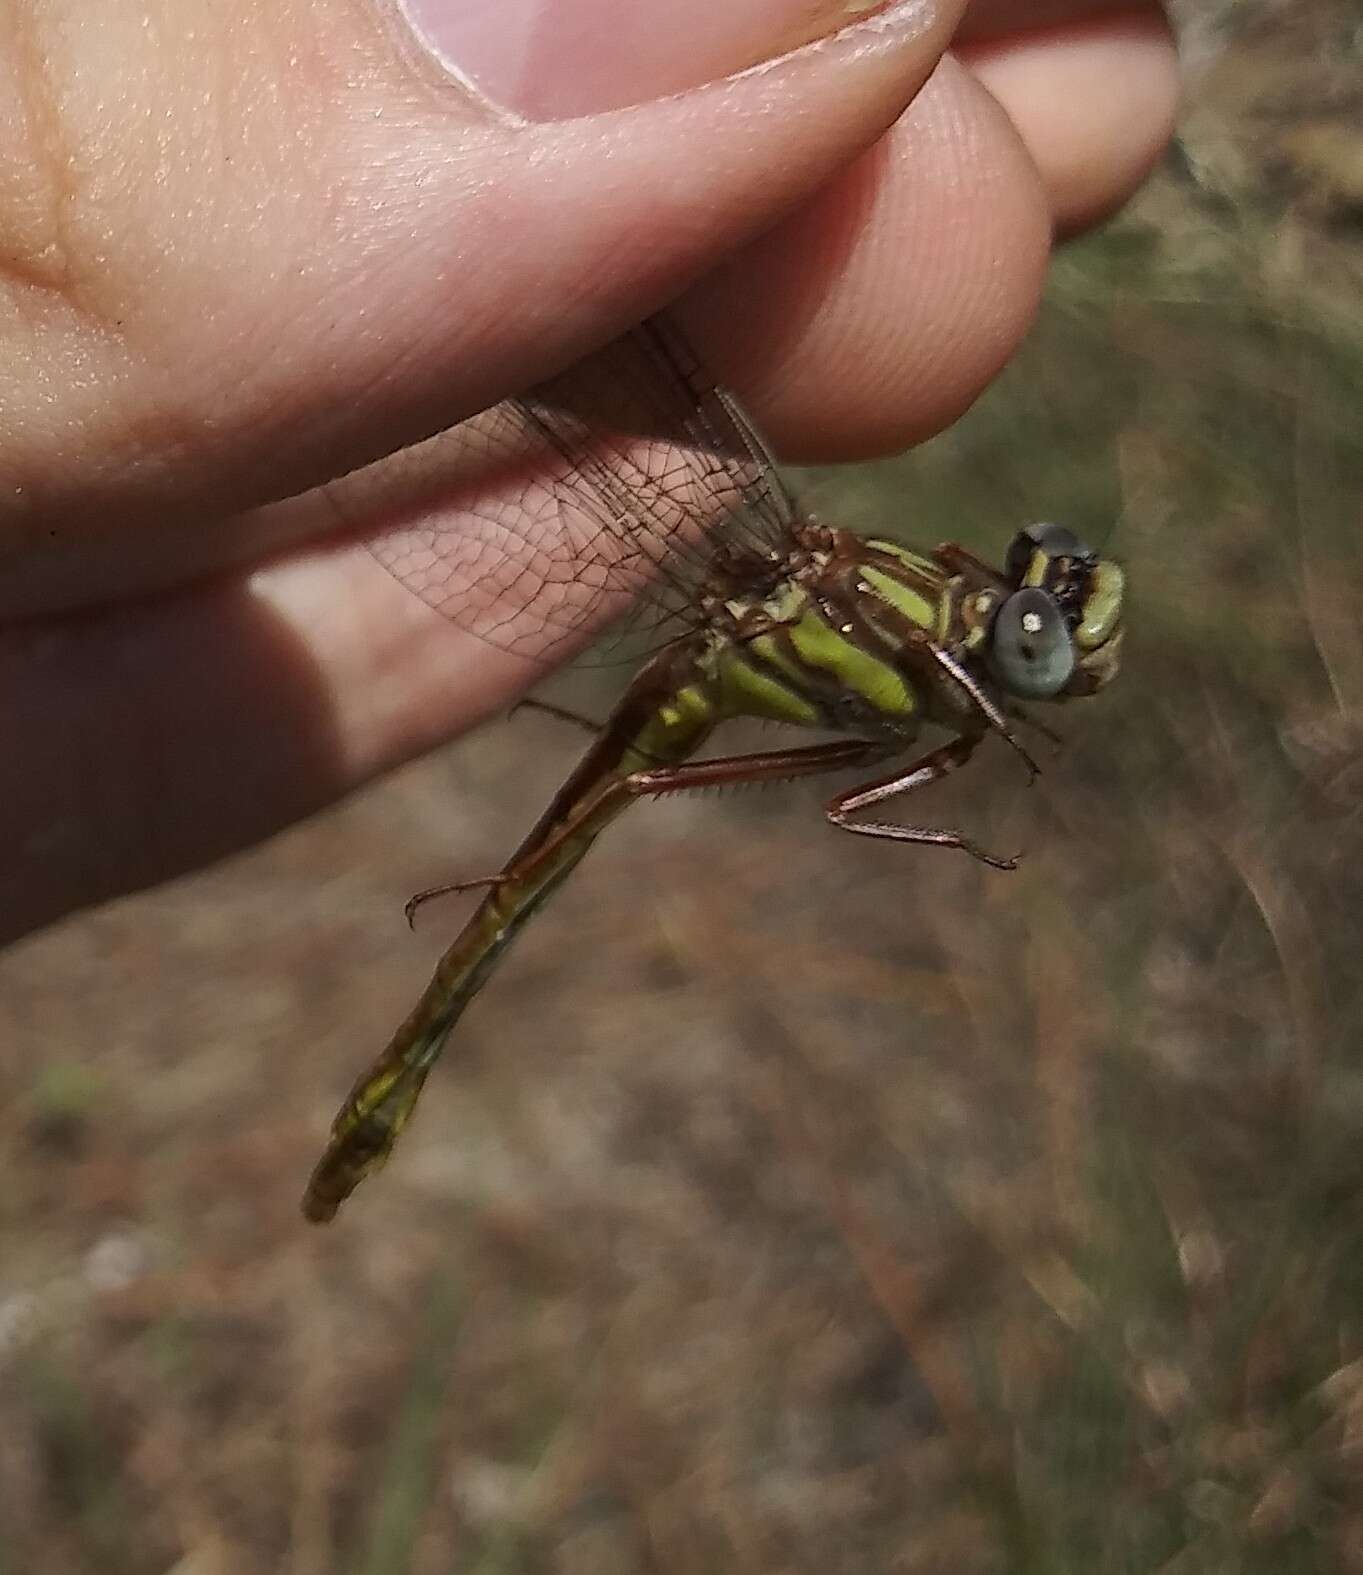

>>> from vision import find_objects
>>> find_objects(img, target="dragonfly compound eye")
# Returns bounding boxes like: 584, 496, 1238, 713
989, 587, 1076, 699
1005, 522, 1095, 588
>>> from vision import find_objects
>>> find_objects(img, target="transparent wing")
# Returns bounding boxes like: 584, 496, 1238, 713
366, 314, 799, 660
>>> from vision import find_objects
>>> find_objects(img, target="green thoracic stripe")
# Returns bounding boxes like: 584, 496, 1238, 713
785, 610, 916, 717
857, 565, 936, 633
750, 631, 809, 684
864, 539, 940, 580
717, 651, 821, 726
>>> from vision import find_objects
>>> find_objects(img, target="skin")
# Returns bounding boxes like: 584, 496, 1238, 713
0, 0, 1179, 944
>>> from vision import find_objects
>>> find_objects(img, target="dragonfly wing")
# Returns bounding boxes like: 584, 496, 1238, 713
364, 314, 800, 660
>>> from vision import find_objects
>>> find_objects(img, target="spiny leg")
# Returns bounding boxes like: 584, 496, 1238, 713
621, 738, 894, 799
405, 738, 896, 926
930, 646, 1041, 782
825, 734, 1020, 871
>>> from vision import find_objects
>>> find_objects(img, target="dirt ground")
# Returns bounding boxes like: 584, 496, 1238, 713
5, 5, 1363, 1571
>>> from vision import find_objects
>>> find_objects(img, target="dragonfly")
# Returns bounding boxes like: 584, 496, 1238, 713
302, 316, 1125, 1223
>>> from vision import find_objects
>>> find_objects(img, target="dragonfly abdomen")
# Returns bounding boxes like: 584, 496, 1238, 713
302, 644, 721, 1222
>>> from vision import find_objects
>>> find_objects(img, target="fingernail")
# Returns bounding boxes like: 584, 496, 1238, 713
398, 0, 901, 121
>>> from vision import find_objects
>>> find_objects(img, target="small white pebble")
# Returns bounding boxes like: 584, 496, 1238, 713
449, 1458, 536, 1529
84, 1232, 148, 1293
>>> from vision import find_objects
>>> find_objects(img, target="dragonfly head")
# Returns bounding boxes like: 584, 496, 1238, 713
987, 523, 1124, 701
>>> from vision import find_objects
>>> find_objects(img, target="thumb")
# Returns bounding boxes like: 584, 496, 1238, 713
3, 0, 962, 557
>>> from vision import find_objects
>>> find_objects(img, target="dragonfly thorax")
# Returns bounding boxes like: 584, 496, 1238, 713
697, 518, 835, 614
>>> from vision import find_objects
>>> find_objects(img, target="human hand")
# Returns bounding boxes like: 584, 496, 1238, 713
1, 0, 1178, 942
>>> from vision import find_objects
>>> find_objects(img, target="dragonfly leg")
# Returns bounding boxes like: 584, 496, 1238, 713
408, 696, 672, 926
931, 647, 1041, 782
405, 874, 503, 928
934, 542, 999, 580
511, 698, 670, 766
406, 740, 891, 928
1004, 702, 1065, 751
511, 697, 603, 735
620, 738, 895, 799
825, 735, 1020, 871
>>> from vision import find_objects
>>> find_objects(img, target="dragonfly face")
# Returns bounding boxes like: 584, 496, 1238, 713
988, 522, 1124, 701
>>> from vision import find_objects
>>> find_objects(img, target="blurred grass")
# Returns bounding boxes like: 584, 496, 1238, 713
350, 1270, 466, 1575
6, 5, 1363, 1571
